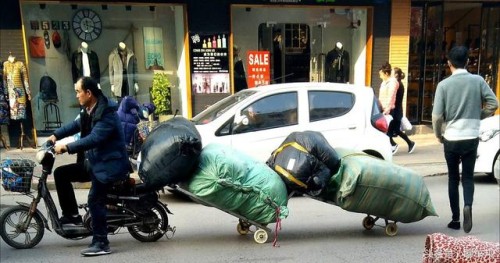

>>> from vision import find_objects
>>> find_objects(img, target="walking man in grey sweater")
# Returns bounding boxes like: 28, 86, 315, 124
432, 45, 498, 233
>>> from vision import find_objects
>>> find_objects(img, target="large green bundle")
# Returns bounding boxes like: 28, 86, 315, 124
185, 143, 289, 224
320, 149, 437, 223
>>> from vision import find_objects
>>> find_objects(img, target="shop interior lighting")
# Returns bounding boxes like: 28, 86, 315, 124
71, 4, 77, 10
149, 6, 155, 12
102, 5, 108, 10
126, 5, 132, 11
39, 3, 46, 10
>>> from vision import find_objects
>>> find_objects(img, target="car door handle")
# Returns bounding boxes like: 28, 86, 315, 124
348, 126, 356, 130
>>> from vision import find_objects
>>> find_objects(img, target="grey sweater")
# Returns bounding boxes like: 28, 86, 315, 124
432, 69, 498, 141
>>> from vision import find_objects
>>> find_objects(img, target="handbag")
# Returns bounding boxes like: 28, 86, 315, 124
384, 114, 393, 127
29, 36, 45, 58
401, 116, 412, 131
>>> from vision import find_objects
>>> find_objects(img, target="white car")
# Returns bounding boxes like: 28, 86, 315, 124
475, 115, 500, 183
191, 82, 393, 162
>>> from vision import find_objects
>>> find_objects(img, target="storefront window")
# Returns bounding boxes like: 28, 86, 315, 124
231, 6, 369, 87
19, 2, 187, 133
480, 5, 499, 94
408, 2, 498, 124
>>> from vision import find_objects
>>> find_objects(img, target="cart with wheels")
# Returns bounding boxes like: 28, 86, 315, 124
307, 195, 402, 236
298, 150, 438, 236
173, 185, 275, 244
175, 144, 289, 245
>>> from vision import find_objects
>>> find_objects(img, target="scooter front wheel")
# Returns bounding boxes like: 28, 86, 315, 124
0, 206, 45, 249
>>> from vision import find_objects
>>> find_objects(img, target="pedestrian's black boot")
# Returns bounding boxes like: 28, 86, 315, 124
447, 221, 460, 230
463, 206, 472, 233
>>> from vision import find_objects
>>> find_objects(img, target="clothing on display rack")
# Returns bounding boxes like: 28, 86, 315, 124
108, 42, 139, 98
71, 42, 101, 84
3, 54, 31, 120
233, 45, 248, 92
325, 42, 350, 83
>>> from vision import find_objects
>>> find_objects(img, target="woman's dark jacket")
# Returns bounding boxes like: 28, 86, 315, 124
53, 95, 129, 184
117, 96, 140, 145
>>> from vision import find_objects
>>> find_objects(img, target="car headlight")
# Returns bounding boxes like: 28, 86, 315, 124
479, 129, 499, 142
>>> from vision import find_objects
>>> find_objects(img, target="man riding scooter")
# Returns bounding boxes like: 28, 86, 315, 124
48, 76, 130, 256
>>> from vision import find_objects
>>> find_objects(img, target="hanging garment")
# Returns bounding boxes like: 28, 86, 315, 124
325, 47, 350, 83
3, 60, 30, 120
71, 49, 101, 83
108, 48, 138, 98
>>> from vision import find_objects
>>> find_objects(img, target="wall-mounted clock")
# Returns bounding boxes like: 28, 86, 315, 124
72, 9, 102, 42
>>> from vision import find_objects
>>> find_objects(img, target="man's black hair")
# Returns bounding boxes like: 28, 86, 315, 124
447, 46, 468, 69
79, 76, 102, 97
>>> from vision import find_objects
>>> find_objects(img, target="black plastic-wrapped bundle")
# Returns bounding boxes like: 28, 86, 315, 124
266, 131, 340, 194
139, 117, 202, 190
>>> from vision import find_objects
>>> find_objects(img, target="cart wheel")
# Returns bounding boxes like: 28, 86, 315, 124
362, 216, 375, 230
385, 223, 398, 236
253, 229, 268, 244
236, 222, 250, 235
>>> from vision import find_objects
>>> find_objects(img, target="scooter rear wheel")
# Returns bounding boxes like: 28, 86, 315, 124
0, 206, 45, 249
128, 202, 168, 242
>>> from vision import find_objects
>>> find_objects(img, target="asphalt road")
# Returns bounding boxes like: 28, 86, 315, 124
0, 174, 499, 263
1, 133, 498, 262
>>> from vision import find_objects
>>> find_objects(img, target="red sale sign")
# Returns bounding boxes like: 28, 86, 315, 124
246, 51, 270, 88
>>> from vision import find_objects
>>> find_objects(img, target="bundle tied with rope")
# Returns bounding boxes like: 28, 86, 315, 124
266, 131, 341, 196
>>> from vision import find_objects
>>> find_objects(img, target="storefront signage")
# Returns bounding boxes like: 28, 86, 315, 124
246, 51, 270, 88
189, 32, 230, 94
143, 27, 165, 70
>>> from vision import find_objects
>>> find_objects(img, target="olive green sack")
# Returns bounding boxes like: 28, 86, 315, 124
319, 149, 438, 223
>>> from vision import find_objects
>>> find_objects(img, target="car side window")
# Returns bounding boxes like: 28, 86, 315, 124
308, 91, 354, 122
233, 92, 298, 134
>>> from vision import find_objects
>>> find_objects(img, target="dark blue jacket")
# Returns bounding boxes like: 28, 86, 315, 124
117, 96, 140, 145
53, 95, 129, 184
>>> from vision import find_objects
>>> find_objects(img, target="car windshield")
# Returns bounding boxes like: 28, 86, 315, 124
192, 90, 257, 124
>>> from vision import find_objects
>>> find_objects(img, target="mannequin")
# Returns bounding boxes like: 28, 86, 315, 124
109, 42, 139, 99
273, 30, 283, 83
233, 45, 247, 92
71, 41, 101, 84
3, 53, 33, 148
325, 41, 350, 83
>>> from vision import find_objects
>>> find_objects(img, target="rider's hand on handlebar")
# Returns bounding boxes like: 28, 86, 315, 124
48, 135, 57, 143
54, 144, 68, 154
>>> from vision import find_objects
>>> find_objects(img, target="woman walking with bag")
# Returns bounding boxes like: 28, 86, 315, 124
378, 62, 416, 154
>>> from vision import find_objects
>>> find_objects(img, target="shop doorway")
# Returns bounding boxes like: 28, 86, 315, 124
408, 2, 499, 124
258, 23, 311, 83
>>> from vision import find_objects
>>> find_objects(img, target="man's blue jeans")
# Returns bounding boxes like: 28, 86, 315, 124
88, 176, 112, 245
443, 138, 479, 221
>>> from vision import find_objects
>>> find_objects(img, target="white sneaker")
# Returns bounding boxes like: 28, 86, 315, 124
391, 144, 399, 155
408, 141, 416, 154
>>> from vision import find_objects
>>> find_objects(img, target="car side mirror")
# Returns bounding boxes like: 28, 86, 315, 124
234, 114, 249, 126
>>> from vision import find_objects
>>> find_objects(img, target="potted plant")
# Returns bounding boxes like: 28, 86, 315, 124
150, 70, 172, 121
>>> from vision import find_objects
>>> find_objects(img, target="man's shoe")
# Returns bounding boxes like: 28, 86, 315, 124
81, 242, 111, 256
463, 206, 473, 233
59, 215, 83, 226
447, 221, 460, 230
391, 144, 399, 155
408, 141, 416, 154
